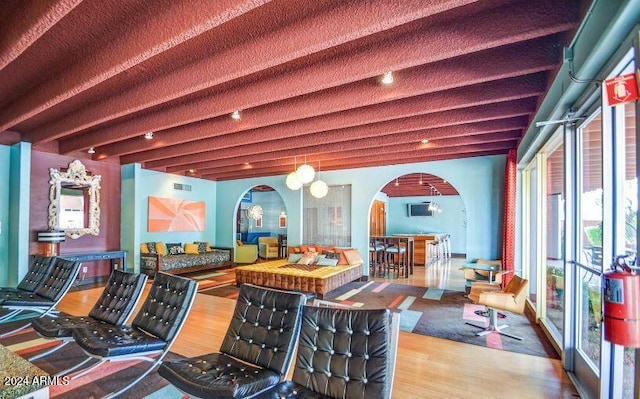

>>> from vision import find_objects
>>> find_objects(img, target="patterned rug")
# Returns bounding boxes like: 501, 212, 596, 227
0, 318, 188, 398
323, 281, 559, 359
187, 268, 240, 299
188, 270, 558, 359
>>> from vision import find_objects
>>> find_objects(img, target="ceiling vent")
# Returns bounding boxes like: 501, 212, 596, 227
173, 183, 192, 192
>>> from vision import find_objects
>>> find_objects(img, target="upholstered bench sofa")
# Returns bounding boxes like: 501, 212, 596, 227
140, 241, 234, 276
236, 247, 365, 298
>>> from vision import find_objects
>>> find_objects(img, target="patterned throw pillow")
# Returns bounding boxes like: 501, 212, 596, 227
166, 243, 184, 255
297, 251, 317, 265
194, 241, 209, 254
324, 251, 340, 260
146, 242, 158, 255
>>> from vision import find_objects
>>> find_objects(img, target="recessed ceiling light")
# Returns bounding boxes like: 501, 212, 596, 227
188, 169, 195, 173
380, 71, 394, 85
231, 110, 241, 121
245, 162, 250, 166
394, 178, 399, 187
144, 131, 154, 140
421, 139, 429, 144
88, 147, 95, 154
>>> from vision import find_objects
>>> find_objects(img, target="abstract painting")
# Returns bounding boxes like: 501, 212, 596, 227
148, 196, 205, 232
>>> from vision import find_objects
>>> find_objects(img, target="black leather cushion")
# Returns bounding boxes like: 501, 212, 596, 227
35, 258, 82, 301
72, 324, 168, 357
32, 315, 116, 338
167, 243, 184, 255
70, 273, 196, 359
0, 255, 54, 297
31, 270, 147, 338
289, 307, 391, 399
1, 258, 81, 306
0, 292, 59, 306
88, 269, 147, 325
16, 255, 55, 292
220, 284, 306, 375
255, 380, 329, 399
132, 272, 198, 342
158, 352, 280, 399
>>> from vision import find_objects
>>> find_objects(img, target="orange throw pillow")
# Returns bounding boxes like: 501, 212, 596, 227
344, 249, 364, 265
236, 240, 244, 246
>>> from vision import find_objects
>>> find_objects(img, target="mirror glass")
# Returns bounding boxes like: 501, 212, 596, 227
48, 160, 101, 239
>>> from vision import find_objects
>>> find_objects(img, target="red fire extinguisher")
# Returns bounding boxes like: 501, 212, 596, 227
603, 255, 640, 347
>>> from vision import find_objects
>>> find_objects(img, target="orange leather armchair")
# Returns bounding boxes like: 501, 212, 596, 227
467, 275, 529, 340
258, 237, 279, 259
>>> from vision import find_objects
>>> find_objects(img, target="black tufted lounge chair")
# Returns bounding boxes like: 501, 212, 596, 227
158, 283, 307, 399
28, 269, 147, 370
254, 306, 400, 399
66, 272, 197, 399
0, 258, 81, 336
0, 255, 55, 302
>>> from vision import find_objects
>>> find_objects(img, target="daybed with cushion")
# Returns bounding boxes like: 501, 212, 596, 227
235, 248, 365, 299
140, 241, 234, 276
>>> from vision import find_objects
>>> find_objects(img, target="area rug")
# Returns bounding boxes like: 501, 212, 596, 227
0, 319, 188, 398
323, 281, 558, 359
187, 268, 240, 299
185, 270, 557, 359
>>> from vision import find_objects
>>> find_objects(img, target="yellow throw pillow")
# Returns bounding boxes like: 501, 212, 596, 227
155, 242, 167, 256
184, 243, 199, 254
140, 243, 149, 254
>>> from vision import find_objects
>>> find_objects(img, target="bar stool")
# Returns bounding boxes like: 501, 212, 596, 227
384, 237, 407, 278
444, 233, 452, 258
369, 236, 385, 277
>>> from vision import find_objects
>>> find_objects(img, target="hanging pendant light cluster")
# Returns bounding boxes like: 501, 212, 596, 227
285, 156, 328, 198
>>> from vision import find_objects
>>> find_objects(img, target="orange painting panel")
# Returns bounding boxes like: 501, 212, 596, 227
148, 196, 206, 232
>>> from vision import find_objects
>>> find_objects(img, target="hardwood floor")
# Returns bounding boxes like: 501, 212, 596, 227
57, 259, 579, 399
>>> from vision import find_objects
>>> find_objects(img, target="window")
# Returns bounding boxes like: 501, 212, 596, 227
303, 185, 351, 246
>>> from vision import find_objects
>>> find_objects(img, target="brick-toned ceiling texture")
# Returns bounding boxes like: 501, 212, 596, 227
1, 0, 587, 194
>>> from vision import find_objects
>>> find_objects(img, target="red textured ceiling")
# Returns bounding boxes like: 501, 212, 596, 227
0, 0, 587, 196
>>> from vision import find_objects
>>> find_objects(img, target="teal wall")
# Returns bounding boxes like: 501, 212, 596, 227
8, 142, 31, 286
121, 165, 217, 271
387, 195, 467, 254
216, 155, 506, 274
238, 190, 286, 239
0, 145, 10, 285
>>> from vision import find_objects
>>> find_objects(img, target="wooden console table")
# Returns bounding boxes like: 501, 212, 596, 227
60, 250, 127, 272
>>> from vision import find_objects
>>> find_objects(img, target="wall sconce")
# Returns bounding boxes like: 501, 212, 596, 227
37, 230, 66, 256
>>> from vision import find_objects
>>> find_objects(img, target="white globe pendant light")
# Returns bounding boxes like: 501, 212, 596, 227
295, 163, 315, 184
309, 179, 328, 198
286, 171, 302, 190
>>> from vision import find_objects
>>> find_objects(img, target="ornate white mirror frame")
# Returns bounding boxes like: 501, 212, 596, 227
48, 160, 102, 239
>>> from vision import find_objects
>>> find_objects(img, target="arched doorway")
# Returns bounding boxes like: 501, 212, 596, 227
235, 185, 287, 262
369, 173, 466, 288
